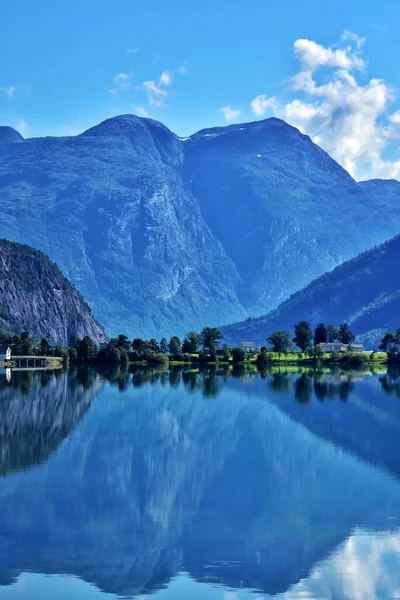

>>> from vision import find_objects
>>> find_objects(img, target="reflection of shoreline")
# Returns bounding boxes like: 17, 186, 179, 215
0, 371, 104, 476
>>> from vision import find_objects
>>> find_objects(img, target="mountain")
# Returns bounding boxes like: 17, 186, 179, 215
0, 239, 106, 344
220, 234, 400, 347
1, 115, 400, 337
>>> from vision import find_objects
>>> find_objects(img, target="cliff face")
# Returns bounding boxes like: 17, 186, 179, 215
0, 239, 106, 344
220, 234, 400, 347
1, 115, 400, 337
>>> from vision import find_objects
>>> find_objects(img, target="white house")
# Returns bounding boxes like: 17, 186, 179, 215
318, 342, 364, 352
0, 345, 11, 362
241, 341, 257, 351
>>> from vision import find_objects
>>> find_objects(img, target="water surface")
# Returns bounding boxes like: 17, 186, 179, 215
0, 366, 400, 600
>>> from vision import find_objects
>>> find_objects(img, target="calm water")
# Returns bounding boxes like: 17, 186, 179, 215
0, 365, 400, 600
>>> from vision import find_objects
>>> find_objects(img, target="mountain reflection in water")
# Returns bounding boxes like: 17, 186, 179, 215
0, 365, 399, 600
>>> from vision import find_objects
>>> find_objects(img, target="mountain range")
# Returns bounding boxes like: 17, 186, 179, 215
221, 233, 400, 347
1, 116, 400, 338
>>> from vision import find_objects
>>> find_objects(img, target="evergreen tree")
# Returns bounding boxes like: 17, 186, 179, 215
77, 336, 97, 362
169, 336, 182, 356
338, 322, 355, 344
314, 323, 327, 345
116, 334, 130, 351
159, 337, 168, 354
182, 331, 201, 354
326, 324, 340, 343
201, 327, 222, 354
38, 338, 51, 356
293, 321, 313, 352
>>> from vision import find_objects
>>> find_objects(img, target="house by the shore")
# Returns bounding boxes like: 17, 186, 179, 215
318, 342, 364, 352
0, 345, 11, 362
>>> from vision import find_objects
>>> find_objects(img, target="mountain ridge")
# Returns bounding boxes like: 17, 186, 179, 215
220, 233, 400, 347
1, 114, 400, 337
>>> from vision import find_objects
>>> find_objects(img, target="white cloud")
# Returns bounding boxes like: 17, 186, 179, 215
294, 38, 365, 71
143, 80, 169, 106
250, 94, 277, 117
110, 73, 132, 95
15, 119, 28, 135
127, 48, 139, 54
159, 71, 172, 86
0, 85, 16, 98
178, 64, 187, 75
251, 32, 400, 180
341, 29, 366, 49
132, 105, 150, 118
142, 66, 186, 107
219, 105, 241, 122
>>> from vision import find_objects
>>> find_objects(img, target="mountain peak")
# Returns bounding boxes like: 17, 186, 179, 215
0, 126, 24, 143
80, 114, 176, 139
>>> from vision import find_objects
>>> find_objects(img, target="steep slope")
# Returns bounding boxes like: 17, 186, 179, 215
183, 119, 400, 314
1, 115, 400, 337
220, 234, 400, 347
0, 116, 245, 337
0, 239, 106, 344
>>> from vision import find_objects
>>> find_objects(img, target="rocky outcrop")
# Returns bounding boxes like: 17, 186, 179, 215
0, 239, 106, 344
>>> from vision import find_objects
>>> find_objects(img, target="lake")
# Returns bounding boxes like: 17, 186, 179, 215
0, 365, 400, 599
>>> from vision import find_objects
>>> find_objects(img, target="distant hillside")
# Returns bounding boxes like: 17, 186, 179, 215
220, 235, 400, 348
0, 239, 106, 345
1, 115, 400, 337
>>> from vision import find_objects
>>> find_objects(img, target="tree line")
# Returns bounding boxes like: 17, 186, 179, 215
265, 321, 356, 354
0, 330, 68, 360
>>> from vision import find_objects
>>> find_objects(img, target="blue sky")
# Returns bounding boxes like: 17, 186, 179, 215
2, 0, 400, 179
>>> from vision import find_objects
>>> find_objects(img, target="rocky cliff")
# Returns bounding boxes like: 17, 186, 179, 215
0, 239, 106, 344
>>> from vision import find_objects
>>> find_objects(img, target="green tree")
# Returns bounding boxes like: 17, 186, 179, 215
77, 336, 97, 362
116, 334, 131, 352
314, 323, 327, 346
169, 336, 182, 356
231, 346, 246, 362
159, 337, 169, 354
338, 322, 355, 345
182, 331, 201, 354
308, 344, 324, 363
222, 343, 231, 362
201, 327, 222, 355
132, 338, 146, 354
326, 324, 340, 343
38, 338, 51, 356
267, 330, 292, 354
293, 321, 313, 352
380, 331, 400, 355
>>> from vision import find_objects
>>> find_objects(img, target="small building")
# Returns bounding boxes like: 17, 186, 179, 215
0, 345, 11, 362
241, 341, 257, 352
318, 342, 364, 352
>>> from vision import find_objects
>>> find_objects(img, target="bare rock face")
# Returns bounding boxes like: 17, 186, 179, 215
0, 239, 106, 344
1, 114, 400, 338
